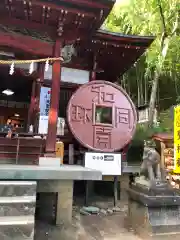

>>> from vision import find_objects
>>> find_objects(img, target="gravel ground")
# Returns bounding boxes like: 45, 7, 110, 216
34, 198, 141, 240
34, 214, 141, 240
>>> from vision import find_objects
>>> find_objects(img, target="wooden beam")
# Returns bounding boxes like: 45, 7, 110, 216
91, 42, 147, 50
60, 0, 111, 9
30, 0, 97, 18
0, 16, 92, 43
0, 32, 53, 56
96, 32, 154, 44
0, 16, 56, 37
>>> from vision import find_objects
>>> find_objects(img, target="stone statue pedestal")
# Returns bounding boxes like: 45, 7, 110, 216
128, 181, 180, 239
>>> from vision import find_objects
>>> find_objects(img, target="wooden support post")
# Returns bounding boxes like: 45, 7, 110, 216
27, 63, 44, 132
68, 144, 74, 165
90, 54, 97, 81
85, 181, 94, 206
46, 40, 62, 154
34, 63, 45, 133
113, 176, 118, 207
85, 149, 95, 206
27, 80, 36, 130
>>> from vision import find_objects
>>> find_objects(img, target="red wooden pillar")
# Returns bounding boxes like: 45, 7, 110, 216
45, 40, 62, 154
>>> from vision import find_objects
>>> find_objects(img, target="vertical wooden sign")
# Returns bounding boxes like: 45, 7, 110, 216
174, 105, 180, 173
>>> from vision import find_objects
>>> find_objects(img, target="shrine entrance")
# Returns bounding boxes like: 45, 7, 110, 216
0, 65, 33, 131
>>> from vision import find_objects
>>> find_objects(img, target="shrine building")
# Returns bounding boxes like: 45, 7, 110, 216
0, 0, 156, 237
0, 0, 154, 164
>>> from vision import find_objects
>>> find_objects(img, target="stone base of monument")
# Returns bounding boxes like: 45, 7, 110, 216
129, 181, 180, 206
128, 182, 180, 239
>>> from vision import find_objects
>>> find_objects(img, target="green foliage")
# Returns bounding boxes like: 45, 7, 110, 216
127, 112, 173, 163
105, 0, 180, 110
132, 121, 169, 142
158, 109, 173, 132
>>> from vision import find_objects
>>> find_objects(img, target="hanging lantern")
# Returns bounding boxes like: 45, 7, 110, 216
45, 58, 49, 72
29, 61, 34, 74
9, 62, 15, 75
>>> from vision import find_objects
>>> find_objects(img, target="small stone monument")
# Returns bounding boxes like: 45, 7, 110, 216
57, 118, 65, 136
128, 139, 180, 239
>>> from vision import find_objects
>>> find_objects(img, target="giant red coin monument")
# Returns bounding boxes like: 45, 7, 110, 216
67, 81, 137, 152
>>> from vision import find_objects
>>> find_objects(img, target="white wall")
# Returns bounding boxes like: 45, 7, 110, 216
44, 66, 90, 84
18, 64, 90, 84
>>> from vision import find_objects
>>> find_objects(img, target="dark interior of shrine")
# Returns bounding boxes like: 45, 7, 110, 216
0, 64, 78, 127
0, 67, 32, 102
0, 66, 32, 127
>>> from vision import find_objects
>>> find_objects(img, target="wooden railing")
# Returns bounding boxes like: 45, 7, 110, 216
0, 137, 45, 165
0, 134, 129, 166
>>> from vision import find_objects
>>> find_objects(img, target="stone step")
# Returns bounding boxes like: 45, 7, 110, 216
0, 215, 34, 225
0, 181, 37, 240
0, 181, 36, 197
0, 202, 36, 217
0, 216, 34, 240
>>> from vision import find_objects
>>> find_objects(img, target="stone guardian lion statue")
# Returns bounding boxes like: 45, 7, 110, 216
140, 141, 162, 182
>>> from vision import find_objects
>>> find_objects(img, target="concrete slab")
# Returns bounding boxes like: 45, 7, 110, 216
122, 163, 140, 173
37, 180, 74, 225
0, 165, 102, 180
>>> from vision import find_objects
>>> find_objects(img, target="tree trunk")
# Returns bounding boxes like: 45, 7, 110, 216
136, 69, 140, 106
147, 69, 159, 127
144, 76, 148, 104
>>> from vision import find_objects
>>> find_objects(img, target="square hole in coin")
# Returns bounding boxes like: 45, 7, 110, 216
95, 106, 112, 125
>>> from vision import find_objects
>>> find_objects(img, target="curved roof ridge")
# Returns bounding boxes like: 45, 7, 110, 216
98, 29, 155, 40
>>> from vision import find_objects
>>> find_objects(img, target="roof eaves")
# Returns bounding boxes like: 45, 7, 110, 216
97, 29, 155, 43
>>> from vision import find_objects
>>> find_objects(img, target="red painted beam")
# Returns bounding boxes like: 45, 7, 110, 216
30, 0, 97, 18
0, 16, 56, 37
0, 32, 53, 56
60, 0, 112, 9
0, 16, 93, 43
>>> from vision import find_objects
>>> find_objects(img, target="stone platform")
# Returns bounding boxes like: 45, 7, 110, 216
128, 200, 180, 240
128, 182, 180, 239
0, 164, 101, 180
0, 164, 102, 240
129, 182, 180, 206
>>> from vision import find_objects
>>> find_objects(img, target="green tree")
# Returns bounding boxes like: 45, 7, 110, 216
105, 0, 180, 127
